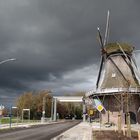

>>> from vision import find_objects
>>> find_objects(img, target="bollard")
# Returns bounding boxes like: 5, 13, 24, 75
123, 126, 125, 136
138, 130, 140, 140
126, 113, 131, 137
118, 112, 121, 134
114, 125, 117, 132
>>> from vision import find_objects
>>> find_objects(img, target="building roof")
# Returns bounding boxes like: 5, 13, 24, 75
105, 43, 134, 54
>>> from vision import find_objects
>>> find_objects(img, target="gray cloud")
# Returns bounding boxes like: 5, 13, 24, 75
0, 0, 140, 105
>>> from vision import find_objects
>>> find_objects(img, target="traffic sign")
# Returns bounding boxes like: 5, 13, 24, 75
94, 99, 105, 112
97, 104, 104, 112
89, 109, 94, 115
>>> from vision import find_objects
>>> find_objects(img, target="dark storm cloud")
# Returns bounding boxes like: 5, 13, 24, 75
0, 0, 140, 104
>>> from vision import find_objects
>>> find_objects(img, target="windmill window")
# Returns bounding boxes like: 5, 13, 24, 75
112, 73, 116, 78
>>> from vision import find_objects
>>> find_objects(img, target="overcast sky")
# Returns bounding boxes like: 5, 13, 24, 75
0, 0, 140, 105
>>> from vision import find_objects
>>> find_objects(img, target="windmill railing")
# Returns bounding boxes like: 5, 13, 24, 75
85, 87, 140, 97
96, 87, 140, 94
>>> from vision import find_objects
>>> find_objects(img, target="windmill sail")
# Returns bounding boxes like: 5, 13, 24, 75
104, 10, 110, 46
96, 10, 110, 88
96, 27, 105, 88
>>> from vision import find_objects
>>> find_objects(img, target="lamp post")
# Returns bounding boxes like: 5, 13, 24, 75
41, 95, 47, 123
82, 98, 86, 122
0, 58, 16, 128
0, 105, 5, 128
53, 98, 57, 121
0, 58, 16, 65
41, 92, 52, 123
9, 105, 12, 128
51, 98, 54, 121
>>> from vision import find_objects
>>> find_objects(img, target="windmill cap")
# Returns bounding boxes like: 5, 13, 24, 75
105, 43, 134, 54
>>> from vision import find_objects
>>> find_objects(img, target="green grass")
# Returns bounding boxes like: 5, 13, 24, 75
0, 117, 42, 124
0, 117, 20, 124
1, 117, 10, 124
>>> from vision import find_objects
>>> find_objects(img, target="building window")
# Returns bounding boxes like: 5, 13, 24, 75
112, 73, 116, 78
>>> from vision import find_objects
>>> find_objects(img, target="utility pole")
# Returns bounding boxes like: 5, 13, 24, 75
118, 93, 124, 134
126, 92, 131, 137
51, 98, 54, 121
123, 81, 131, 137
9, 105, 12, 128
118, 111, 121, 134
53, 98, 57, 121
42, 96, 46, 118
82, 98, 86, 122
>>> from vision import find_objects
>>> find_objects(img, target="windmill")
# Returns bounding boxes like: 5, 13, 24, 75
96, 11, 140, 91
90, 10, 140, 137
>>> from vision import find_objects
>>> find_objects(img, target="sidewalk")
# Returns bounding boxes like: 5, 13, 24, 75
51, 121, 140, 140
0, 122, 41, 129
0, 120, 66, 129
52, 122, 93, 140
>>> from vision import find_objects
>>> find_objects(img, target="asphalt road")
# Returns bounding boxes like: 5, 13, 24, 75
0, 121, 80, 140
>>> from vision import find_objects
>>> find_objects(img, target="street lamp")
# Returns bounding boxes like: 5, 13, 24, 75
41, 93, 52, 123
41, 94, 48, 123
0, 58, 16, 65
0, 58, 16, 128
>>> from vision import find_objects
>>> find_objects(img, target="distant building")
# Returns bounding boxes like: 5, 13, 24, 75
0, 104, 5, 116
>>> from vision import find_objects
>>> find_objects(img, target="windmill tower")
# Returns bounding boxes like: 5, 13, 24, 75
92, 11, 140, 126
96, 43, 140, 92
